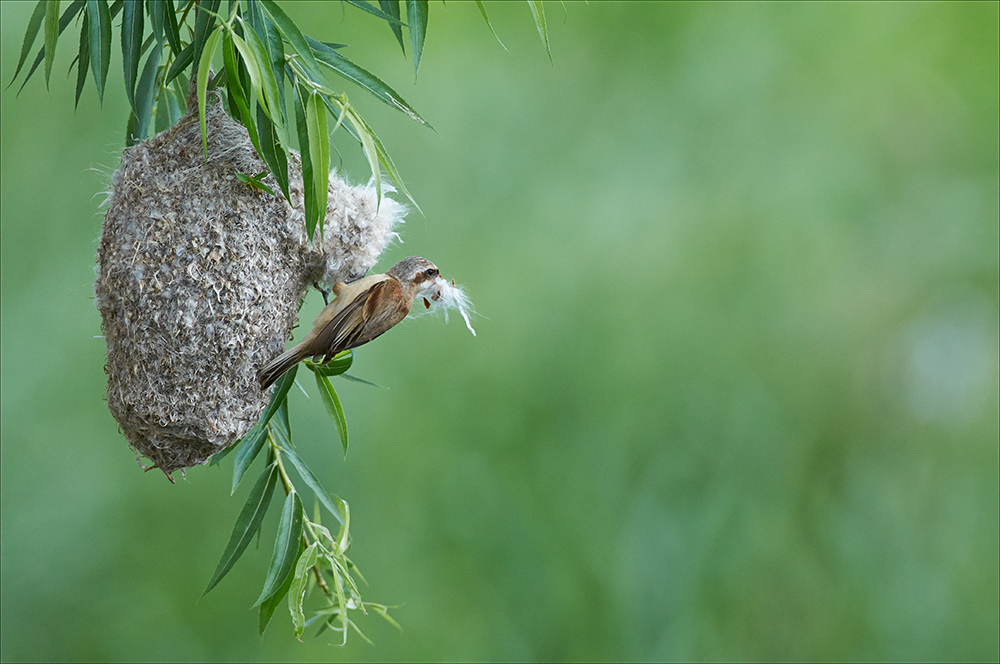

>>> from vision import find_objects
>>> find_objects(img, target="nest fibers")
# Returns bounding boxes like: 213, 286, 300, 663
95, 87, 404, 479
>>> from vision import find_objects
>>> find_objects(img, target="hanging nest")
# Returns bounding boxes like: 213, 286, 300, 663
95, 83, 405, 479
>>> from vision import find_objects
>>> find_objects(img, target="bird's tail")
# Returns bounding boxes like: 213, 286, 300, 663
257, 346, 308, 390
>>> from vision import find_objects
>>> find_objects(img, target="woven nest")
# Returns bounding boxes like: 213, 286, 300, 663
95, 84, 404, 479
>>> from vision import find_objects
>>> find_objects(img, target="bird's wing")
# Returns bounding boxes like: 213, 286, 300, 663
362, 277, 410, 338
308, 277, 408, 362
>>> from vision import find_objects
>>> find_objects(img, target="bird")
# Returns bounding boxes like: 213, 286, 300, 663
257, 256, 445, 389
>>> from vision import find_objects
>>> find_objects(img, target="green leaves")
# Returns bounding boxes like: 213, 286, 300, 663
288, 542, 320, 637
86, 0, 112, 103
236, 171, 276, 196
10, 0, 442, 220
406, 0, 428, 78
192, 0, 221, 78
203, 462, 279, 596
161, 0, 182, 55
257, 0, 323, 83
253, 490, 304, 607
44, 0, 60, 88
527, 0, 552, 63
315, 372, 349, 456
196, 24, 223, 161
292, 83, 319, 239
306, 349, 353, 377
232, 364, 297, 493
258, 540, 299, 635
202, 338, 399, 639
378, 0, 405, 54
74, 10, 90, 107
475, 1, 508, 53
305, 89, 330, 236
279, 443, 346, 528
12, 0, 86, 96
306, 36, 429, 127
121, 0, 143, 109
9, 1, 47, 89
127, 39, 161, 144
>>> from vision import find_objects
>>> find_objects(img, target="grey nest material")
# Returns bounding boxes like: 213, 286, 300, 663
95, 89, 405, 479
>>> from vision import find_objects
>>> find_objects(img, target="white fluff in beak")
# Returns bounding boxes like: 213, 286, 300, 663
417, 276, 477, 337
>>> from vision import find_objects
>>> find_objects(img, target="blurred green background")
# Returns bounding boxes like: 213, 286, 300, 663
2, 2, 998, 661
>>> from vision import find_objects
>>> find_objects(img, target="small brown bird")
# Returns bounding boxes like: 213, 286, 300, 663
258, 256, 445, 389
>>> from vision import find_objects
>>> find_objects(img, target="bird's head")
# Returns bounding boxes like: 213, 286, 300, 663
388, 256, 442, 296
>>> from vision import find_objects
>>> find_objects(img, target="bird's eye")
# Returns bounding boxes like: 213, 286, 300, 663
425, 268, 439, 279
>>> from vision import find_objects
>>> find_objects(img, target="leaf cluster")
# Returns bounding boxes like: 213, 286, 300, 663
9, 1, 554, 241
204, 352, 390, 641
10, 0, 429, 240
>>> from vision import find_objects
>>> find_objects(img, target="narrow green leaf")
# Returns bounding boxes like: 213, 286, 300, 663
15, 0, 85, 95
226, 32, 263, 106
197, 25, 223, 162
232, 365, 297, 493
74, 11, 90, 108
155, 88, 169, 133
203, 463, 278, 596
222, 30, 260, 155
246, 3, 286, 113
192, 0, 221, 78
134, 43, 161, 141
343, 105, 382, 204
378, 0, 404, 53
306, 91, 330, 238
370, 603, 403, 631
161, 0, 182, 55
264, 368, 297, 410
86, 0, 111, 104
288, 542, 320, 637
148, 0, 164, 45
339, 373, 382, 388
262, 15, 286, 112
233, 22, 285, 145
315, 372, 349, 456
245, 0, 263, 37
406, 0, 427, 78
253, 491, 304, 607
121, 0, 144, 110
346, 108, 421, 214
305, 36, 429, 127
164, 40, 193, 84
236, 172, 276, 196
44, 0, 60, 89
475, 0, 508, 53
166, 76, 186, 122
305, 350, 352, 377
231, 428, 267, 493
346, 0, 406, 26
527, 0, 551, 63
8, 1, 47, 89
257, 0, 323, 82
125, 109, 137, 144
278, 442, 346, 527
258, 540, 300, 635
371, 126, 420, 213
293, 84, 318, 240
256, 106, 291, 202
270, 399, 292, 451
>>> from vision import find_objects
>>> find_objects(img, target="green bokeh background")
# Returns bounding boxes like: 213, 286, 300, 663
2, 2, 998, 661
